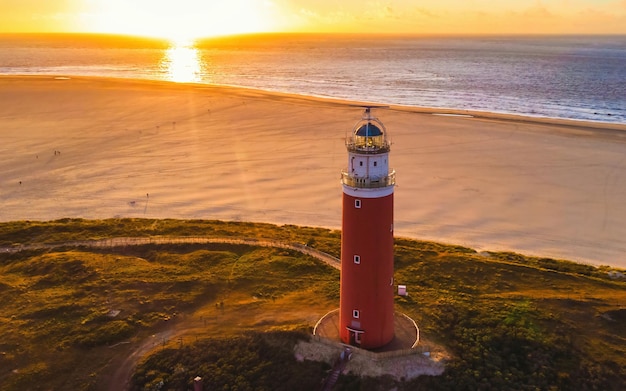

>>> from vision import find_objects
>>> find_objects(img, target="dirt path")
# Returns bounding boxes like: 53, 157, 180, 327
0, 236, 340, 270
2, 236, 340, 391
106, 328, 177, 391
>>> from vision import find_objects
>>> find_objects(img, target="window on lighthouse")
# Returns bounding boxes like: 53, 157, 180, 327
353, 310, 360, 319
355, 199, 361, 208
354, 255, 361, 264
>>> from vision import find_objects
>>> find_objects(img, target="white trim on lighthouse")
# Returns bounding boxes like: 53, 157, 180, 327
342, 184, 394, 198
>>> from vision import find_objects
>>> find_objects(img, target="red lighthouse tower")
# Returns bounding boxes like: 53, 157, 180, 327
339, 107, 396, 349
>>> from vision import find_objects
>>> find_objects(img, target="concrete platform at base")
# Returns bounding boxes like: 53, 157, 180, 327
314, 309, 419, 352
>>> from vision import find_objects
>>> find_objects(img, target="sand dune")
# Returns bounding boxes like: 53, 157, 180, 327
1, 76, 626, 268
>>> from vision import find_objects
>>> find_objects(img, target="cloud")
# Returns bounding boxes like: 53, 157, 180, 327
0, 0, 84, 32
1, 0, 77, 13
413, 7, 439, 19
571, 7, 626, 33
361, 2, 397, 21
294, 1, 400, 29
522, 4, 555, 18
297, 6, 355, 27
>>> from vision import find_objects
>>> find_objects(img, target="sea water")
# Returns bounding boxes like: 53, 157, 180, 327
1, 33, 624, 124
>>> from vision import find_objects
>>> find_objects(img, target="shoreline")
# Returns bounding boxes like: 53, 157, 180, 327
4, 75, 626, 131
1, 75, 626, 268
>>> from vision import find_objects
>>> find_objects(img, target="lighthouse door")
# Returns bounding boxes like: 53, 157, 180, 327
347, 328, 363, 347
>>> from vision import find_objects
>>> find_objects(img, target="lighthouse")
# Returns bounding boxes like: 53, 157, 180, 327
339, 107, 396, 349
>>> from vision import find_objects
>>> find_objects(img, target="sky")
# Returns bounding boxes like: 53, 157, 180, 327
1, 0, 625, 39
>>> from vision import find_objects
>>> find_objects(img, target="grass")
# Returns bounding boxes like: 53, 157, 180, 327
0, 218, 624, 390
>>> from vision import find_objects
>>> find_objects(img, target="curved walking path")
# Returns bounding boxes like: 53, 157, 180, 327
2, 236, 340, 390
107, 328, 178, 391
0, 236, 341, 270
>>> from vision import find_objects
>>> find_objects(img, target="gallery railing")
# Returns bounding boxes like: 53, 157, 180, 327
340, 170, 396, 189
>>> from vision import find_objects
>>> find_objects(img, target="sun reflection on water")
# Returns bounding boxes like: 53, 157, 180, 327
160, 40, 203, 83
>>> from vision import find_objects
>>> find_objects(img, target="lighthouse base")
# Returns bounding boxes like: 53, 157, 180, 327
314, 309, 419, 352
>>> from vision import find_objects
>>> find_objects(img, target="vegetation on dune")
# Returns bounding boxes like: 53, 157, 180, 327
131, 330, 329, 391
0, 228, 338, 390
0, 219, 341, 258
0, 219, 624, 390
393, 239, 626, 390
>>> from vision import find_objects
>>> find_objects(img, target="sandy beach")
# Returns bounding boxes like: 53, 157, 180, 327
1, 76, 625, 268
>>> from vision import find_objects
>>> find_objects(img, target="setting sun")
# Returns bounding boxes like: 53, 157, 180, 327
0, 1, 625, 36
81, 0, 285, 40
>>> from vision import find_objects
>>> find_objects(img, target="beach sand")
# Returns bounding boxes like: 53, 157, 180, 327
1, 76, 626, 268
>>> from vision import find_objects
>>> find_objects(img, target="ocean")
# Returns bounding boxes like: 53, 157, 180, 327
1, 33, 625, 124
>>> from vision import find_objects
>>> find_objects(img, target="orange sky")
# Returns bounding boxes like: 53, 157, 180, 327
1, 0, 625, 39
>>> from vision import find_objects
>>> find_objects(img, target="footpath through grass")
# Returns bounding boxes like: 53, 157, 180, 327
0, 218, 624, 390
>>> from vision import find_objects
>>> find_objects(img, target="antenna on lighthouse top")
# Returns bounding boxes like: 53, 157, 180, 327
350, 104, 389, 120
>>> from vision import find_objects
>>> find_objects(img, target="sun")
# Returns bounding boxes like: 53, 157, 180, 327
83, 0, 283, 41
